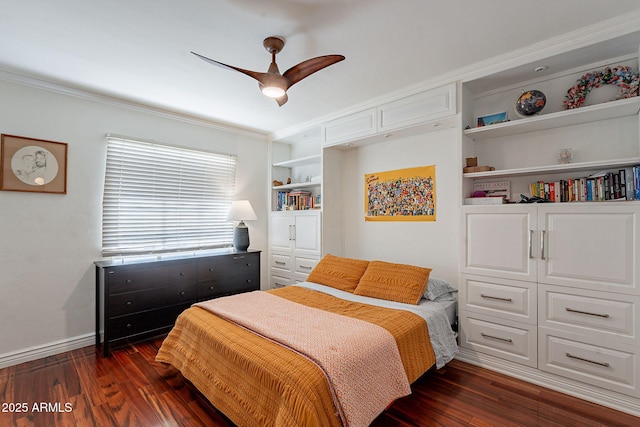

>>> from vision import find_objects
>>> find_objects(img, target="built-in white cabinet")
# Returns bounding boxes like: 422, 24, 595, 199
460, 203, 640, 398
269, 210, 321, 288
322, 82, 457, 148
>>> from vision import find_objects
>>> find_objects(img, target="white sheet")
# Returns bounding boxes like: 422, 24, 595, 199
295, 282, 459, 369
438, 299, 457, 328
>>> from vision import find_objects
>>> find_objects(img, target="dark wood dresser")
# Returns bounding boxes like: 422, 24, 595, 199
95, 249, 260, 356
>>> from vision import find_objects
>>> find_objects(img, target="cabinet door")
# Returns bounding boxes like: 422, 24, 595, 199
323, 108, 377, 147
462, 206, 537, 282
270, 213, 293, 252
293, 212, 321, 255
538, 204, 639, 294
378, 83, 456, 132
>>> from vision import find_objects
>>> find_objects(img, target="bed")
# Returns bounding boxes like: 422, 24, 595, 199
156, 255, 458, 427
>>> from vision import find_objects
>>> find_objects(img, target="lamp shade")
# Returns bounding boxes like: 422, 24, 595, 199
227, 200, 257, 221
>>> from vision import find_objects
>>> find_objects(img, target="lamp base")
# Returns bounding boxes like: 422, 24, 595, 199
233, 221, 250, 251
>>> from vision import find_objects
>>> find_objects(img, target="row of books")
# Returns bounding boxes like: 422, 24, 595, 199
530, 166, 640, 202
275, 190, 319, 210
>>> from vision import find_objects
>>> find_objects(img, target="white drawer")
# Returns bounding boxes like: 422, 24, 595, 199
460, 312, 537, 368
539, 327, 639, 397
270, 273, 292, 289
271, 253, 292, 271
539, 284, 639, 346
461, 274, 536, 325
295, 256, 319, 276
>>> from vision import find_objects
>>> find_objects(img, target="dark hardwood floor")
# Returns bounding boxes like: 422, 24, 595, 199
0, 337, 638, 426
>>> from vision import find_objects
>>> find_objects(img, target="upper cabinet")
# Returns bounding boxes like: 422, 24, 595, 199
322, 82, 457, 148
460, 40, 640, 202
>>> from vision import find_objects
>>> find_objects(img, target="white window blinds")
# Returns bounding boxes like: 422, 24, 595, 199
102, 135, 237, 255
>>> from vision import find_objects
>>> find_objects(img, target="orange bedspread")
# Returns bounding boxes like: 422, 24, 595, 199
156, 286, 436, 427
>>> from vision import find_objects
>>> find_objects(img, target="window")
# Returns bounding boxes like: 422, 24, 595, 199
102, 135, 237, 255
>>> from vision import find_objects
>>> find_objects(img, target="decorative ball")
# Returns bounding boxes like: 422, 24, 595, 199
515, 89, 546, 116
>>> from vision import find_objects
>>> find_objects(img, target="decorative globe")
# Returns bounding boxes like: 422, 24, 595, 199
515, 90, 546, 116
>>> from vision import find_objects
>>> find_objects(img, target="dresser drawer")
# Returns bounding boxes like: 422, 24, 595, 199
271, 273, 292, 288
460, 312, 537, 368
271, 253, 292, 271
461, 275, 537, 325
107, 263, 195, 294
106, 304, 190, 342
539, 327, 639, 397
197, 252, 259, 280
108, 286, 197, 318
539, 284, 639, 346
295, 256, 319, 276
198, 271, 259, 300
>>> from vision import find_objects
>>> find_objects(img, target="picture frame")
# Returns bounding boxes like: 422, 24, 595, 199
0, 134, 68, 194
476, 111, 508, 127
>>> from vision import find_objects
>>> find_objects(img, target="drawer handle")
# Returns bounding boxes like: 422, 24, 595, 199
180, 272, 185, 276
126, 301, 132, 306
125, 279, 132, 284
275, 261, 286, 266
275, 282, 285, 287
209, 267, 215, 272
209, 286, 214, 290
480, 294, 512, 302
565, 307, 610, 318
480, 333, 513, 343
233, 256, 246, 260
300, 265, 313, 270
565, 353, 610, 368
179, 291, 185, 296
126, 323, 132, 328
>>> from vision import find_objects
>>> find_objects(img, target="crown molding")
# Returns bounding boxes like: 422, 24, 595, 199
0, 68, 268, 141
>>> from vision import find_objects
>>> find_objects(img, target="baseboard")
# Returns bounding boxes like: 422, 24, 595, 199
0, 333, 95, 369
455, 347, 640, 418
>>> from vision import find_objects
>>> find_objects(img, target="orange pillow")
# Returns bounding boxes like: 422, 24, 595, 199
354, 260, 431, 305
307, 254, 370, 292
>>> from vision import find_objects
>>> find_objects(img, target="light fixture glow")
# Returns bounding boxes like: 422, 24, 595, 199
261, 86, 286, 98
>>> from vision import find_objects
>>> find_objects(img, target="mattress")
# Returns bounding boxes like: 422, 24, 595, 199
438, 298, 457, 327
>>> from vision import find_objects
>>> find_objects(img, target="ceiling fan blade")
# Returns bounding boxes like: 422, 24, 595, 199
283, 55, 345, 87
275, 93, 288, 106
191, 51, 270, 85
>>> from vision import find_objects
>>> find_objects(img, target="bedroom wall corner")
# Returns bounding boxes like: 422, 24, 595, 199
0, 78, 268, 367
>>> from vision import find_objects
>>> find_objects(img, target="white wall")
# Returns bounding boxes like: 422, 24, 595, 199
0, 79, 268, 366
340, 127, 461, 285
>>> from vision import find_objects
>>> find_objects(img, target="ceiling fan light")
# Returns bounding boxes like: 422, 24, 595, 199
261, 85, 286, 98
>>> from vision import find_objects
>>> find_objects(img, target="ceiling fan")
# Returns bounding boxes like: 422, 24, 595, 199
192, 36, 345, 106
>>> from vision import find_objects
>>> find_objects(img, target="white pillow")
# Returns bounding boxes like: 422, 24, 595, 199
424, 277, 457, 301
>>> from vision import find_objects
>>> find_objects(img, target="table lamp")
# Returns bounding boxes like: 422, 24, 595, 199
227, 200, 257, 251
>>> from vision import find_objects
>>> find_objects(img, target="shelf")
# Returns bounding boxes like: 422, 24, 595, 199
464, 97, 640, 141
272, 181, 321, 191
463, 157, 640, 179
272, 154, 321, 168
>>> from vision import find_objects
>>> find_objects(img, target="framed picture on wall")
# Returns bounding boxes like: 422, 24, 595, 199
0, 134, 68, 194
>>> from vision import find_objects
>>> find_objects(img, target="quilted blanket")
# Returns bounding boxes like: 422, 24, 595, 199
195, 291, 411, 427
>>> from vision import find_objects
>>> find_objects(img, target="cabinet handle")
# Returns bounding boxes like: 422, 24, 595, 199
529, 230, 534, 259
480, 294, 512, 302
126, 301, 132, 306
300, 265, 313, 270
275, 282, 285, 287
126, 323, 132, 328
209, 267, 214, 272
179, 272, 185, 276
540, 230, 546, 260
180, 291, 185, 296
565, 307, 610, 318
275, 261, 286, 266
481, 333, 513, 343
246, 279, 252, 283
125, 279, 132, 284
233, 256, 246, 260
565, 352, 610, 367
209, 286, 214, 290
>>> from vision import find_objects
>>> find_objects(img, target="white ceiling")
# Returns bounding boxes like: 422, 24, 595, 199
3, 0, 640, 136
